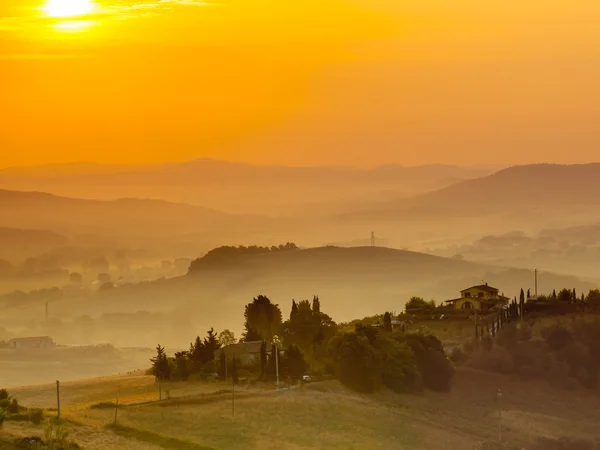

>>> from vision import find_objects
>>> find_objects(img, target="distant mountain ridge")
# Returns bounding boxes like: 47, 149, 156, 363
0, 188, 266, 239
0, 159, 495, 215
342, 163, 600, 220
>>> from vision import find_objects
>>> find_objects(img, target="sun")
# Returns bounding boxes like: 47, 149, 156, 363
44, 0, 95, 18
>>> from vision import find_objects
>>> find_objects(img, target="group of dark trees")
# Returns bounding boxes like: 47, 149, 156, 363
151, 294, 455, 395
188, 243, 298, 272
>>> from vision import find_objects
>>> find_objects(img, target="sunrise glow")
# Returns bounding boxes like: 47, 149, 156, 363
44, 0, 95, 18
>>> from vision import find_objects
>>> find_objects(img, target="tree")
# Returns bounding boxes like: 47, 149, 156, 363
312, 296, 321, 314
174, 351, 189, 381
218, 329, 237, 347
519, 289, 525, 318
527, 289, 531, 299
242, 323, 262, 342
150, 344, 171, 381
383, 312, 393, 332
281, 345, 308, 379
231, 356, 239, 384
243, 295, 282, 342
558, 288, 572, 303
290, 300, 299, 320
189, 336, 205, 365
552, 289, 557, 300
330, 331, 381, 393
203, 328, 221, 361
405, 297, 434, 312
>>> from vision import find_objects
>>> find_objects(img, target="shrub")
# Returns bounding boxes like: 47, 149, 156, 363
450, 347, 467, 365
8, 398, 20, 414
378, 336, 422, 393
400, 334, 454, 392
543, 325, 574, 351
29, 408, 44, 425
468, 347, 514, 374
333, 332, 381, 393
0, 389, 8, 401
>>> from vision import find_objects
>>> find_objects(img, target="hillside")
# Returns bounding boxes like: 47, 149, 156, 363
0, 189, 269, 240
4, 368, 600, 450
2, 246, 596, 348
0, 160, 493, 216
0, 227, 68, 260
343, 163, 600, 222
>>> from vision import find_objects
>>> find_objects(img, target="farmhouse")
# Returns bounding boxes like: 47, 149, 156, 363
9, 336, 56, 349
221, 341, 263, 366
445, 283, 509, 311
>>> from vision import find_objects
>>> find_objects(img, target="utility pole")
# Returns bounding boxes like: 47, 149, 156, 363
56, 380, 61, 421
534, 269, 538, 299
114, 388, 120, 424
497, 389, 503, 442
273, 336, 281, 389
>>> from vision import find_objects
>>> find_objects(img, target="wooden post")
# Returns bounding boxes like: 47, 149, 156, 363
56, 380, 61, 421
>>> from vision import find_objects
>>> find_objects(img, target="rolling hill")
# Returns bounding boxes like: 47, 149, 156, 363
0, 188, 269, 240
0, 159, 494, 216
342, 163, 600, 221
3, 246, 595, 348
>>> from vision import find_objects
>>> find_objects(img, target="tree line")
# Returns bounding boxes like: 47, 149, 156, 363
150, 293, 454, 394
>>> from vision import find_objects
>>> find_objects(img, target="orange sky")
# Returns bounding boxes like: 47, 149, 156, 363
1, 0, 600, 168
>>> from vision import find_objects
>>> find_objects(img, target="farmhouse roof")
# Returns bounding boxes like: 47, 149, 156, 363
460, 284, 499, 293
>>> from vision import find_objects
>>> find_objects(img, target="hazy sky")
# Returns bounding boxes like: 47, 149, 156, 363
1, 0, 600, 168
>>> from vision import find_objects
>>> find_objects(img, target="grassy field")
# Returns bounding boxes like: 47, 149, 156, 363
4, 366, 600, 450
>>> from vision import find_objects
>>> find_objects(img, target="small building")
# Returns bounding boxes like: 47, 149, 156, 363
9, 336, 56, 349
221, 341, 263, 366
445, 284, 509, 311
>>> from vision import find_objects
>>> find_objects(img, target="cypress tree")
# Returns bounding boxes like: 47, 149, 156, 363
290, 300, 299, 320
383, 312, 393, 332
312, 296, 321, 314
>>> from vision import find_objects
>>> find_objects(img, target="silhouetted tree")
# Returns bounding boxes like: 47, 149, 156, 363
281, 345, 308, 379
383, 312, 393, 332
189, 336, 205, 365
242, 323, 262, 342
552, 289, 557, 300
243, 295, 282, 342
290, 300, 299, 320
150, 344, 171, 381
203, 328, 221, 361
174, 351, 189, 381
218, 329, 237, 347
312, 296, 321, 314
558, 288, 572, 303
527, 289, 531, 299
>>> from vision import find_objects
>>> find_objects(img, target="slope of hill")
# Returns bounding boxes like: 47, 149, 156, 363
0, 189, 268, 239
5, 368, 600, 450
0, 227, 68, 259
343, 163, 600, 221
0, 159, 494, 215
3, 246, 595, 348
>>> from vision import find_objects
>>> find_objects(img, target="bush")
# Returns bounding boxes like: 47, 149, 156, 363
29, 408, 44, 425
0, 389, 8, 401
468, 347, 514, 374
400, 334, 454, 392
450, 347, 468, 365
8, 398, 20, 414
378, 336, 422, 393
543, 325, 574, 351
333, 332, 381, 393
